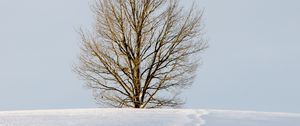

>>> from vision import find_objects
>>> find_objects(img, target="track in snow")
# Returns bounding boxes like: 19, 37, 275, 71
0, 109, 299, 126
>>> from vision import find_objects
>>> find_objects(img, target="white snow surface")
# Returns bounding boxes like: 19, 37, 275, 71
0, 108, 299, 126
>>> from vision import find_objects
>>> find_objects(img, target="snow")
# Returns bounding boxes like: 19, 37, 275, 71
0, 108, 299, 126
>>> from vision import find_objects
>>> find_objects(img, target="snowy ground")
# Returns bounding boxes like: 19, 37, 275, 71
0, 108, 299, 126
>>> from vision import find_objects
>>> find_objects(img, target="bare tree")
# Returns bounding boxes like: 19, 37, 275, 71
75, 0, 207, 108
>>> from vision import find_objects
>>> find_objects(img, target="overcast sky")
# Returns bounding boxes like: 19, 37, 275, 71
0, 0, 299, 113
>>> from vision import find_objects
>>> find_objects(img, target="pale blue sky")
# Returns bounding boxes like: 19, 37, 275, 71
0, 0, 299, 113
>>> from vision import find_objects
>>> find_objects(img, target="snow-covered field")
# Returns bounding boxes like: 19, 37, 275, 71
0, 108, 299, 126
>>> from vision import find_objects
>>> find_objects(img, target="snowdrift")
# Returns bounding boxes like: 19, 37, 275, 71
0, 108, 299, 126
